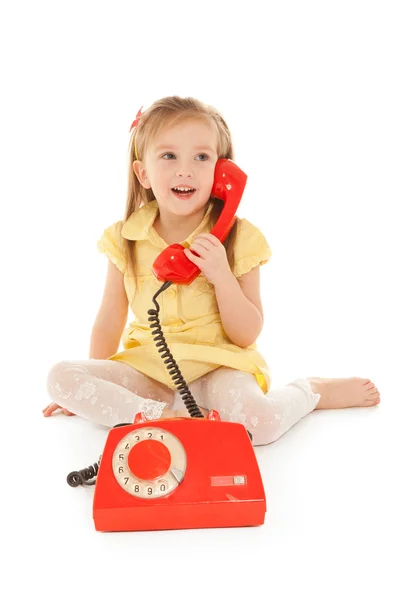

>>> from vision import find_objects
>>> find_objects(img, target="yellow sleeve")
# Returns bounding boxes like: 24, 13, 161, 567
232, 218, 272, 278
97, 221, 127, 274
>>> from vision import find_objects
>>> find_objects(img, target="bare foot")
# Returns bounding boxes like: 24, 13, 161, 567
308, 377, 381, 410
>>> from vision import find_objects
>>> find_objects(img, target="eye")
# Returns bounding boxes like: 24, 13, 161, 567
160, 152, 210, 161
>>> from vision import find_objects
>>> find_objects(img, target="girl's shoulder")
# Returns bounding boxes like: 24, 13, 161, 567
97, 220, 126, 274
236, 216, 266, 237
232, 217, 273, 278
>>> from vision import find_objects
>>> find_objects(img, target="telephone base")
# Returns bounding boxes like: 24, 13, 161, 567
93, 412, 266, 532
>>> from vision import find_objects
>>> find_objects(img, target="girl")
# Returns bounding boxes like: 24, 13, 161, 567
43, 96, 381, 446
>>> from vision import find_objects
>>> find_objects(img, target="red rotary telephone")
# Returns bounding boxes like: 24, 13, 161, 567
70, 159, 267, 532
93, 411, 266, 532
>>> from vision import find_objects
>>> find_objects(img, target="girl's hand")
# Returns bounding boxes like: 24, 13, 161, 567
183, 233, 231, 286
42, 402, 76, 417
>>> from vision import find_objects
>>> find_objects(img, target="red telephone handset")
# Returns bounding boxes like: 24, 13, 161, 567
152, 159, 247, 284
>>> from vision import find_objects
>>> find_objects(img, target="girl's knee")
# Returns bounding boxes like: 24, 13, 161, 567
228, 397, 286, 447
250, 420, 284, 446
47, 360, 68, 383
46, 360, 82, 393
242, 404, 282, 446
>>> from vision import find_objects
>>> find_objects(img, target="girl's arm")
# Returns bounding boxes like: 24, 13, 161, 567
214, 266, 264, 348
89, 261, 129, 359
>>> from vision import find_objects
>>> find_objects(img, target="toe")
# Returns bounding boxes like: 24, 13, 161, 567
367, 391, 380, 402
365, 382, 376, 391
365, 398, 380, 406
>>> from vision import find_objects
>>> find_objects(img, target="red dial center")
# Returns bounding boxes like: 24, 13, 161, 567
128, 440, 171, 481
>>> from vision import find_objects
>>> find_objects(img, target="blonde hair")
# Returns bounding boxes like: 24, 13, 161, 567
123, 95, 239, 286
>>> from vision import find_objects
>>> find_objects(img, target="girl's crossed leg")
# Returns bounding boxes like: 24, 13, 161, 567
45, 360, 321, 446
190, 368, 321, 446
192, 367, 381, 445
45, 359, 175, 426
45, 361, 380, 446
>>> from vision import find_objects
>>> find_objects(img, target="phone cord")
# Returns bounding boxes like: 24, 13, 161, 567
148, 281, 204, 419
149, 281, 252, 441
66, 425, 132, 487
66, 455, 101, 487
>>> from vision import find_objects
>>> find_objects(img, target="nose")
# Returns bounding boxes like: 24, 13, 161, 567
176, 161, 193, 178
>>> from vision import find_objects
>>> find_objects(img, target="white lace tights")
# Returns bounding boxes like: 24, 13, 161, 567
46, 360, 321, 446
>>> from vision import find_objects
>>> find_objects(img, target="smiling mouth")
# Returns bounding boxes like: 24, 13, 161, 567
171, 187, 196, 197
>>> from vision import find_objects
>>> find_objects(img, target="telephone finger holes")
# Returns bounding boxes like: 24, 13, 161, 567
112, 427, 187, 499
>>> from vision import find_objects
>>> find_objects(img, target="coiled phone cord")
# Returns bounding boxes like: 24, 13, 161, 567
67, 456, 101, 487
147, 280, 204, 419
149, 282, 252, 440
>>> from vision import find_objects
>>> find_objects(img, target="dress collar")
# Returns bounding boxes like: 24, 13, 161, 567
121, 200, 214, 247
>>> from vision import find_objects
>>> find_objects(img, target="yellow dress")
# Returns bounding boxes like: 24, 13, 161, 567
97, 201, 273, 394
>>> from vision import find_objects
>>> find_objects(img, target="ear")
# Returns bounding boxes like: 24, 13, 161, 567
133, 160, 151, 189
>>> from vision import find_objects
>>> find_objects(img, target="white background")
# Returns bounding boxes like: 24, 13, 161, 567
1, 1, 399, 598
